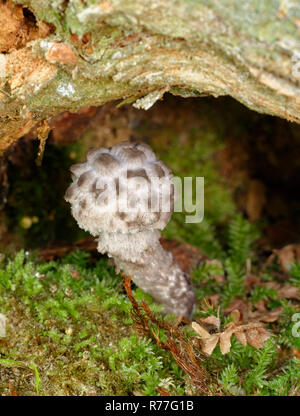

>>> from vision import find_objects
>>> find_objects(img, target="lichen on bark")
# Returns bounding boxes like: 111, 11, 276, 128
0, 0, 300, 153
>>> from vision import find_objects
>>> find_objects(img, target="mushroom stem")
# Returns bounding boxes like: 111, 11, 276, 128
97, 230, 195, 317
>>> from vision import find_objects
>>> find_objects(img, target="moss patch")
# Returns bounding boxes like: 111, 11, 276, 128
0, 215, 299, 396
0, 250, 188, 396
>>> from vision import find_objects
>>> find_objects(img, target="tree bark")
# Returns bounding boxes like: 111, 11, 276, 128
0, 0, 300, 153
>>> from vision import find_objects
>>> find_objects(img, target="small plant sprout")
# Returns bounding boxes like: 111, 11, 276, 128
65, 141, 195, 317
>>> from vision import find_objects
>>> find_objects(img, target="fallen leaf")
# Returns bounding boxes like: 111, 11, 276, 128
191, 319, 271, 356
200, 315, 220, 329
264, 281, 281, 290
254, 307, 283, 323
191, 322, 210, 339
278, 285, 300, 300
202, 334, 220, 356
244, 275, 262, 290
38, 237, 97, 261
223, 298, 248, 315
225, 298, 284, 324
230, 309, 241, 324
246, 326, 270, 349
235, 330, 247, 346
265, 244, 300, 274
246, 328, 263, 348
161, 238, 206, 274
253, 299, 268, 314
191, 321, 220, 355
220, 329, 234, 354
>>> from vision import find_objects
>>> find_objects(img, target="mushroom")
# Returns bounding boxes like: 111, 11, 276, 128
65, 141, 195, 317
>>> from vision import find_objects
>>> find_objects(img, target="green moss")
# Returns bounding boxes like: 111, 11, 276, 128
191, 216, 300, 395
0, 250, 187, 396
0, 214, 299, 396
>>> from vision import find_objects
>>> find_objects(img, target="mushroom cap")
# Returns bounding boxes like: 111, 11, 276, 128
65, 141, 175, 235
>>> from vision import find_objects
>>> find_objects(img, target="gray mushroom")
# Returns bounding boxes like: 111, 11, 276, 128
65, 141, 195, 317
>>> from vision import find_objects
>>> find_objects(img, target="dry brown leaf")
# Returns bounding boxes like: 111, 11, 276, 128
265, 244, 300, 274
219, 329, 234, 354
161, 238, 206, 274
255, 307, 283, 323
278, 285, 300, 300
223, 298, 248, 315
191, 318, 271, 355
259, 327, 271, 343
225, 297, 283, 324
264, 281, 281, 290
191, 322, 210, 339
246, 328, 263, 348
246, 326, 270, 349
244, 275, 262, 290
235, 330, 247, 346
253, 299, 268, 314
202, 334, 220, 356
191, 321, 221, 355
200, 315, 220, 329
230, 309, 241, 324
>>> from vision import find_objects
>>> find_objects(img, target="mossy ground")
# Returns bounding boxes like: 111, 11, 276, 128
0, 222, 299, 396
0, 250, 189, 395
0, 97, 299, 395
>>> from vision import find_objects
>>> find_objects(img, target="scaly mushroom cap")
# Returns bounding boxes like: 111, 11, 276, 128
65, 142, 175, 235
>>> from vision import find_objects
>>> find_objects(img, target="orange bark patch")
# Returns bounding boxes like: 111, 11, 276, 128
0, 2, 53, 53
0, 119, 37, 154
6, 48, 57, 94
45, 42, 78, 66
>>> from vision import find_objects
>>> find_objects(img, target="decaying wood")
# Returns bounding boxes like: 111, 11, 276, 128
1, 0, 300, 152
